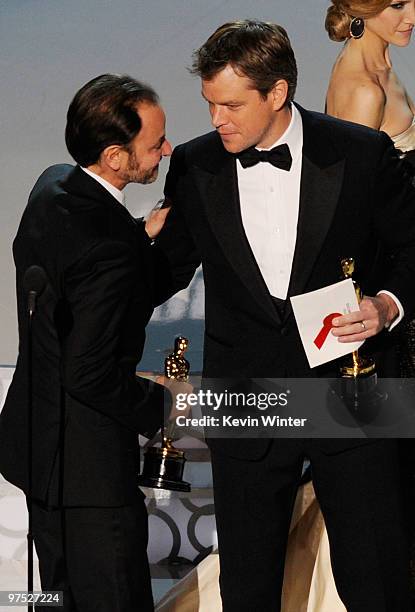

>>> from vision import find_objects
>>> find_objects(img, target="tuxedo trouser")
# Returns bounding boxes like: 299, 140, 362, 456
30, 493, 153, 612
210, 438, 410, 612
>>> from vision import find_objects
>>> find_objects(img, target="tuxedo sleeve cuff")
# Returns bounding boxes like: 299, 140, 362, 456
377, 290, 404, 331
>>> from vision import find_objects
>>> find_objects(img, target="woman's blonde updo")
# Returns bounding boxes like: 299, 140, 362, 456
325, 0, 391, 42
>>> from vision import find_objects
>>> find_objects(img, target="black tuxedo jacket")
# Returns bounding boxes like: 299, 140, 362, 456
157, 105, 415, 458
0, 164, 165, 506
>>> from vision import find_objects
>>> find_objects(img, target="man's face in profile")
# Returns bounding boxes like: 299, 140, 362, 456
122, 103, 172, 185
201, 64, 283, 153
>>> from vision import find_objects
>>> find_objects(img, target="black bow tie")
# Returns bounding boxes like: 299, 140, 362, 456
237, 143, 292, 171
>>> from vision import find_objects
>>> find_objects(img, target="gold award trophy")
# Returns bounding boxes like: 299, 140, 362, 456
338, 258, 379, 411
138, 336, 191, 492
340, 257, 376, 378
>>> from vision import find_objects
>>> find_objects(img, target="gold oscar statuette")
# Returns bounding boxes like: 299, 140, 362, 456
138, 336, 191, 492
329, 258, 382, 418
340, 257, 376, 377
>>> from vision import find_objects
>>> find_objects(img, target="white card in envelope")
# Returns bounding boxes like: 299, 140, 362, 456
290, 278, 364, 368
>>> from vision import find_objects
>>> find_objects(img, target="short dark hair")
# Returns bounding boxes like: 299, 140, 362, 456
65, 74, 159, 167
191, 20, 297, 103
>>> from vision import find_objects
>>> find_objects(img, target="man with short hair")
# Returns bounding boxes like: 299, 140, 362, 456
157, 20, 415, 611
0, 74, 172, 611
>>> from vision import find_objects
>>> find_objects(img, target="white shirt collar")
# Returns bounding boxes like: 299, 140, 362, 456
81, 167, 125, 206
257, 103, 302, 162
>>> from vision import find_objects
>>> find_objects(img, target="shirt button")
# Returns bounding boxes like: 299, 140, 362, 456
270, 186, 274, 193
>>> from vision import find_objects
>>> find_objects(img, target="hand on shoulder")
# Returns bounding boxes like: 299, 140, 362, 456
145, 200, 172, 239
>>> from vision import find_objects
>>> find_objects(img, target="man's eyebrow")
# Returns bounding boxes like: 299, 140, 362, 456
201, 92, 242, 105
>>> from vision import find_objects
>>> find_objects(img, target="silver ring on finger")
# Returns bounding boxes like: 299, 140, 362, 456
360, 321, 366, 330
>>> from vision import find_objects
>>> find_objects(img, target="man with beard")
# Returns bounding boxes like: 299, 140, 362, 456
0, 74, 172, 611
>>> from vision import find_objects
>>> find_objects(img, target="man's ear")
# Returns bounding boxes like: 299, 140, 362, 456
270, 79, 289, 111
101, 144, 126, 171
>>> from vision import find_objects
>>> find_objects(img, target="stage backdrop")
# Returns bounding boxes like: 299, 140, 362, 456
1, 0, 413, 369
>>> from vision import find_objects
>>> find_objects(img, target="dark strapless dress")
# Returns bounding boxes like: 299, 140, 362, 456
391, 121, 415, 376
392, 119, 415, 608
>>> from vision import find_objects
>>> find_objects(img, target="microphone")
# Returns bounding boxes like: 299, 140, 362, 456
23, 265, 48, 604
22, 265, 48, 316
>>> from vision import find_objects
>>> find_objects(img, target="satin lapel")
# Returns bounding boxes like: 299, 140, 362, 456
288, 156, 345, 297
284, 107, 345, 322
199, 155, 281, 325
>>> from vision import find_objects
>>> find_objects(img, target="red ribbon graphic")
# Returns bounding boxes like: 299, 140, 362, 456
313, 312, 342, 350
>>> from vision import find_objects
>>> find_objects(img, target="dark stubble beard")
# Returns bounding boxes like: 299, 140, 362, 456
126, 151, 158, 185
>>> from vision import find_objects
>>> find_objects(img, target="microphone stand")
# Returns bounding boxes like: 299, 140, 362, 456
27, 290, 37, 611
21, 266, 47, 611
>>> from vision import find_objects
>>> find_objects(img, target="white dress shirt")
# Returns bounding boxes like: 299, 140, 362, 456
236, 104, 402, 329
81, 166, 125, 206
237, 104, 302, 300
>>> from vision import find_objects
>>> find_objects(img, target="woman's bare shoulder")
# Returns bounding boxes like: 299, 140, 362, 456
327, 68, 385, 129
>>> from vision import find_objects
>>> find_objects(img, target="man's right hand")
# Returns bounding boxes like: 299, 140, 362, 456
145, 198, 172, 239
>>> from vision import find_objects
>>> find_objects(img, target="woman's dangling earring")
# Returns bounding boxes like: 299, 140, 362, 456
349, 17, 365, 39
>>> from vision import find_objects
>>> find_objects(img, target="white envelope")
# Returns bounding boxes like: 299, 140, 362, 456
290, 278, 364, 368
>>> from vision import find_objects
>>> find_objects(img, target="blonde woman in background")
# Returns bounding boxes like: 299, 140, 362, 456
326, 0, 414, 142
325, 1, 415, 607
